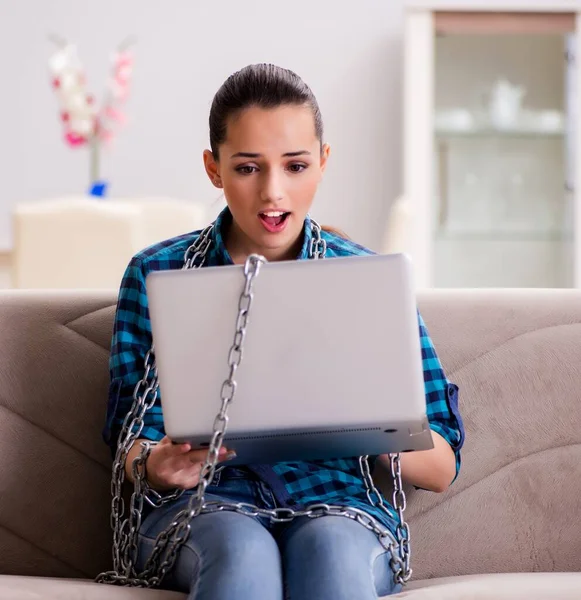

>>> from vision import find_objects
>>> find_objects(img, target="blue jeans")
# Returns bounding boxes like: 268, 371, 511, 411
137, 468, 402, 599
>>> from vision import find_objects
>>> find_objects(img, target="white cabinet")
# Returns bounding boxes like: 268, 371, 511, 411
403, 1, 581, 288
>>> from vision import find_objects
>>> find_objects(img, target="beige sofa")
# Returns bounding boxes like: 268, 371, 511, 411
0, 288, 579, 599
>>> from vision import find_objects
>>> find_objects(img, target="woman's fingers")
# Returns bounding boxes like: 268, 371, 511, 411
158, 436, 191, 455
189, 447, 228, 461
153, 440, 237, 489
174, 446, 236, 474
174, 442, 192, 454
175, 447, 226, 470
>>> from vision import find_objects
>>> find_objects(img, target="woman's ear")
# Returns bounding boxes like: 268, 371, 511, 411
203, 150, 222, 188
320, 143, 331, 175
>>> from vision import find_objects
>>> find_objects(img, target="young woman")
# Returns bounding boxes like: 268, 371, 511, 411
103, 63, 464, 600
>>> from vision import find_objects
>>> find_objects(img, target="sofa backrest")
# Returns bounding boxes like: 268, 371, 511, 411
0, 289, 579, 580
0, 291, 116, 578
401, 289, 581, 579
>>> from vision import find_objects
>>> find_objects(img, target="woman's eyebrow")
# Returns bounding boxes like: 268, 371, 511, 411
230, 150, 312, 159
284, 150, 311, 157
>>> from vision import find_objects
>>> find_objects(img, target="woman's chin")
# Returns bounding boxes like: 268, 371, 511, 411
253, 230, 303, 259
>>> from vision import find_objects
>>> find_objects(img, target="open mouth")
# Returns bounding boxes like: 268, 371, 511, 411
258, 210, 291, 233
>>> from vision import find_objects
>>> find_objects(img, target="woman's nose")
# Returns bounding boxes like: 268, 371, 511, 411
260, 172, 284, 203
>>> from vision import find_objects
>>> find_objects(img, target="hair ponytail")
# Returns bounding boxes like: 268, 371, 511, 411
320, 225, 350, 240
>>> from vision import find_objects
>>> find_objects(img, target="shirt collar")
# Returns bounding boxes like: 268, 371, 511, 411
298, 212, 313, 260
211, 206, 314, 262
211, 206, 235, 265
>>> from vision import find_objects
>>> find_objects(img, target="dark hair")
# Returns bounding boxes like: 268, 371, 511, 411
320, 225, 350, 239
209, 63, 324, 159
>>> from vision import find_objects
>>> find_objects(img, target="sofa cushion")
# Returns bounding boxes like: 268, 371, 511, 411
390, 289, 581, 580
397, 573, 581, 599
2, 572, 579, 599
0, 575, 185, 599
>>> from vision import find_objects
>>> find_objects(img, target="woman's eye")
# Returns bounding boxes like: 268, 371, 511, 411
236, 165, 258, 175
288, 163, 307, 173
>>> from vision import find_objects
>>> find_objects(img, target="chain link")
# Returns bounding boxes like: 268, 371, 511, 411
390, 452, 411, 581
95, 228, 213, 585
359, 454, 411, 584
97, 218, 411, 588
310, 218, 327, 259
182, 224, 213, 270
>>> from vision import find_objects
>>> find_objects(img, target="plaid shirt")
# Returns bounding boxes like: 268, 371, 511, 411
104, 207, 464, 535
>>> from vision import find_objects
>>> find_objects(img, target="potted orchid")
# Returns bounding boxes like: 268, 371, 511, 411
48, 35, 135, 197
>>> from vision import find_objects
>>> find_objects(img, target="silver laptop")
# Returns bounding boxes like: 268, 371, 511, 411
145, 253, 433, 465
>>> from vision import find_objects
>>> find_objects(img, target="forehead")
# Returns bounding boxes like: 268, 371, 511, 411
224, 105, 318, 152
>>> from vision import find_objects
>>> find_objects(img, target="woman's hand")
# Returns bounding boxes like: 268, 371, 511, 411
127, 436, 236, 491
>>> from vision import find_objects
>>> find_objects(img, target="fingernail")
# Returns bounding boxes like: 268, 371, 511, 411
225, 451, 237, 461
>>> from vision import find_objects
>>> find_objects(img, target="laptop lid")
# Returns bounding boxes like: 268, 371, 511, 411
145, 253, 432, 462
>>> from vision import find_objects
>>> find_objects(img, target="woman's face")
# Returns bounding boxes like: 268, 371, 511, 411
204, 104, 330, 262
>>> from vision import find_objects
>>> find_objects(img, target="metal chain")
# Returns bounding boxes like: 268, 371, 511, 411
183, 224, 214, 270
359, 454, 411, 584
95, 226, 214, 586
390, 453, 411, 581
97, 218, 411, 587
310, 219, 327, 259
137, 253, 265, 584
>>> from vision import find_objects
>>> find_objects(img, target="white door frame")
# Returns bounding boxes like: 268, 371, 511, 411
406, 1, 581, 11
403, 4, 581, 288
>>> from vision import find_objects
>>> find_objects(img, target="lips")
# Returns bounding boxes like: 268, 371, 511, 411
258, 210, 290, 233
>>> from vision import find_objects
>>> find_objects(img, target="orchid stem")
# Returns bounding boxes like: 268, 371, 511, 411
90, 135, 100, 184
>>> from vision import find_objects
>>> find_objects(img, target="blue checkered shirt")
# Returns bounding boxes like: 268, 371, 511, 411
104, 207, 464, 535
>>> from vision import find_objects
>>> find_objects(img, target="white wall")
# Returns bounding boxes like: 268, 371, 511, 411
0, 0, 405, 251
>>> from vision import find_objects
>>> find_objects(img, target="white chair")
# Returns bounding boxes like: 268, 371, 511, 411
381, 195, 413, 256
114, 196, 207, 249
12, 196, 207, 289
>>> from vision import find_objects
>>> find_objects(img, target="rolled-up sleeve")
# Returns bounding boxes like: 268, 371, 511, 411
102, 258, 166, 451
418, 312, 465, 482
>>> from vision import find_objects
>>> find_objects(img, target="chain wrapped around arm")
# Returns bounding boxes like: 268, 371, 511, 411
95, 226, 214, 586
